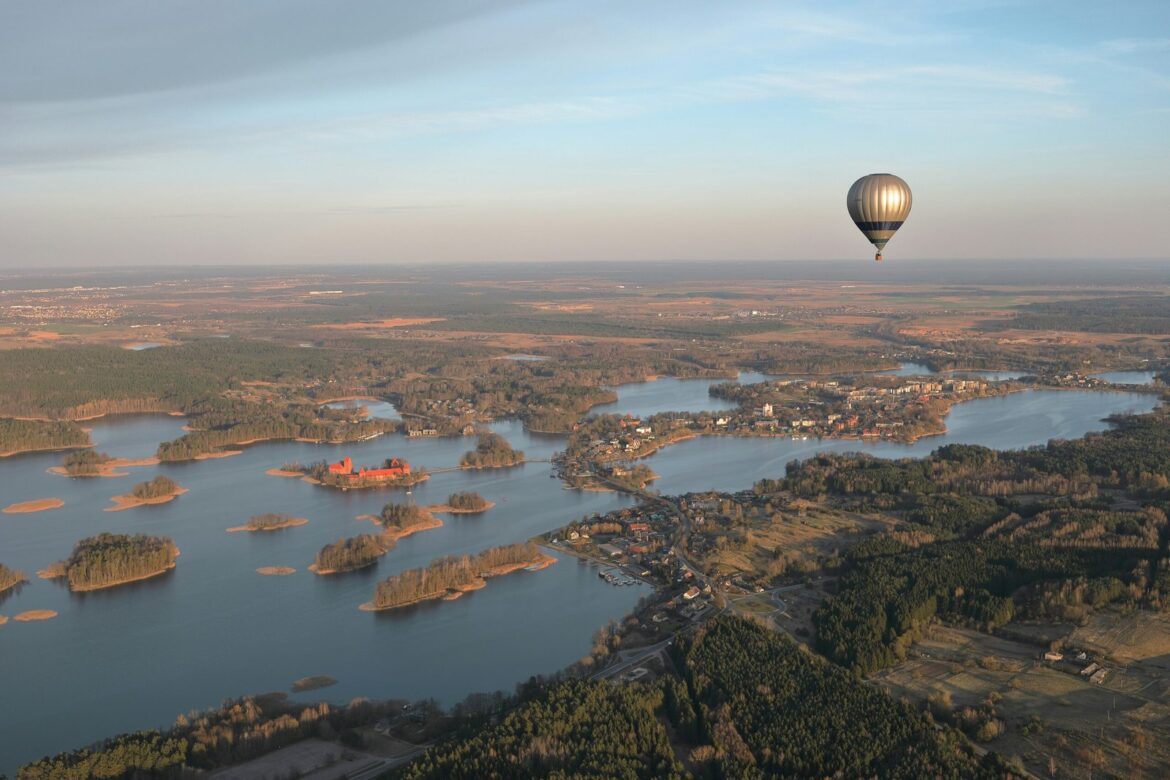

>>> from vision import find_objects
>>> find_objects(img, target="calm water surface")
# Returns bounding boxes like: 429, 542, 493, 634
0, 378, 1159, 771
1092, 370, 1158, 386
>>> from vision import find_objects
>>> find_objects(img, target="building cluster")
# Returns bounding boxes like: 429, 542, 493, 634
326, 455, 410, 481
1041, 648, 1110, 685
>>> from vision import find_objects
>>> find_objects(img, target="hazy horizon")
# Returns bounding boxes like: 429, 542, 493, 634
2, 1, 1168, 267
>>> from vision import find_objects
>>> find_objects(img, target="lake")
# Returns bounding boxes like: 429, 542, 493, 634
0, 377, 1160, 772
1092, 370, 1158, 386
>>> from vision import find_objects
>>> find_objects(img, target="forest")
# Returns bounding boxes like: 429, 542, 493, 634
0, 563, 28, 599
396, 680, 687, 780
766, 411, 1170, 676
312, 535, 390, 574
678, 617, 1016, 778
396, 617, 1017, 779
130, 476, 180, 500
57, 533, 179, 592
379, 502, 436, 532
459, 432, 524, 468
242, 513, 300, 531
370, 542, 545, 610
0, 418, 89, 456
156, 400, 399, 461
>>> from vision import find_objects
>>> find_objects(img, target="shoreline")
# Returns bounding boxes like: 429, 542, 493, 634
257, 566, 296, 576
302, 472, 430, 491
3, 498, 65, 514
104, 487, 189, 512
359, 553, 556, 612
68, 562, 178, 592
426, 500, 495, 514
13, 610, 58, 622
0, 443, 91, 459
48, 456, 160, 478
226, 517, 309, 533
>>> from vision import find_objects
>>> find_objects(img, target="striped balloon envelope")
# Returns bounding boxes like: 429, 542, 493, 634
846, 173, 912, 261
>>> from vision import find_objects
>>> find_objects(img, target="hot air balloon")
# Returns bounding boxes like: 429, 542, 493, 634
846, 173, 911, 261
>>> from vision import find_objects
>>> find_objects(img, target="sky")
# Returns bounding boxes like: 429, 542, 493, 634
1, 0, 1168, 267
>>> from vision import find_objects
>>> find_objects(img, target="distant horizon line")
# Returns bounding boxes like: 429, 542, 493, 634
2, 256, 1168, 274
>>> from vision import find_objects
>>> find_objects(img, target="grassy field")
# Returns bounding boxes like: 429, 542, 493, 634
873, 622, 1170, 780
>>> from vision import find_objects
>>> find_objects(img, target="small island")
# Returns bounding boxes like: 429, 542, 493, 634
105, 475, 187, 511
310, 534, 392, 575
288, 456, 429, 490
429, 491, 494, 514
44, 533, 179, 592
291, 675, 337, 692
2, 498, 65, 514
256, 566, 296, 576
52, 450, 160, 478
361, 542, 555, 612
460, 432, 525, 469
0, 563, 29, 599
14, 610, 58, 622
226, 513, 309, 533
376, 502, 444, 540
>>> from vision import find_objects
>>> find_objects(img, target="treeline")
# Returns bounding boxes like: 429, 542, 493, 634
0, 563, 29, 598
984, 295, 1170, 335
396, 680, 686, 779
131, 476, 180, 500
61, 450, 113, 476
313, 535, 389, 574
0, 341, 340, 419
156, 400, 398, 461
396, 617, 1015, 779
771, 411, 1170, 676
59, 533, 178, 592
17, 696, 404, 780
371, 543, 544, 610
447, 492, 488, 511
459, 432, 524, 468
0, 418, 90, 455
245, 513, 297, 531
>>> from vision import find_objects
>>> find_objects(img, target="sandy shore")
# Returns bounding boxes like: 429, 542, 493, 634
48, 456, 159, 478
265, 468, 303, 477
257, 566, 296, 576
104, 487, 188, 512
369, 514, 444, 541
227, 517, 309, 533
0, 615, 7, 626
291, 675, 337, 692
427, 501, 496, 514
3, 498, 64, 514
14, 610, 57, 622
193, 450, 242, 461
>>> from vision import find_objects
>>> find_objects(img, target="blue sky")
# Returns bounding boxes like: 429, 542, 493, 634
1, 0, 1168, 266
